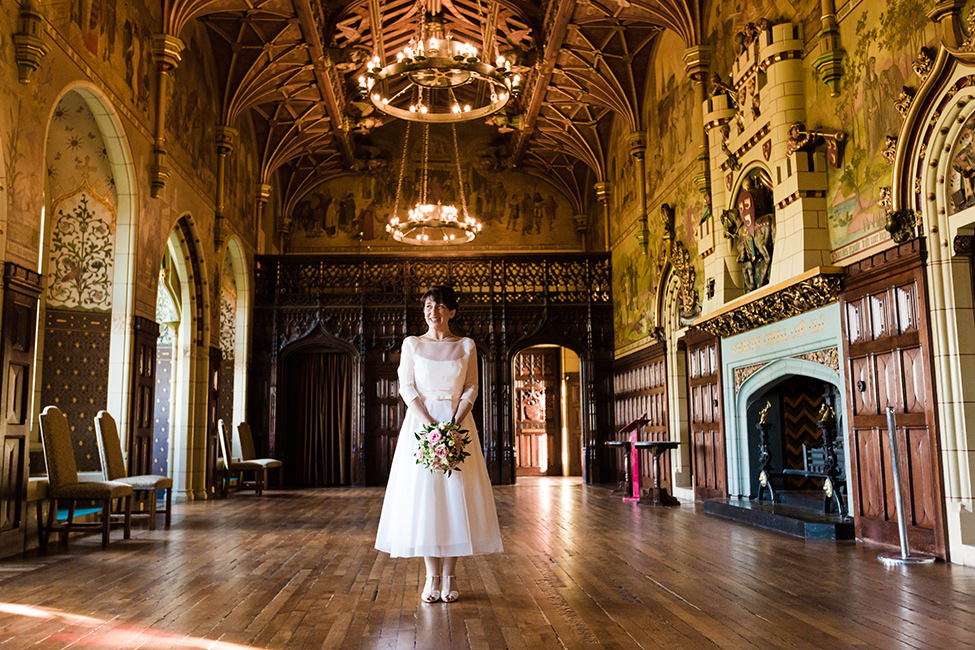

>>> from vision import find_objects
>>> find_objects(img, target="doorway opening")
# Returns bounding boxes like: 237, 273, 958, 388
512, 345, 582, 477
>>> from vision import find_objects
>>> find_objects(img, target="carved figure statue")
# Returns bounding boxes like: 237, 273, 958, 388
758, 400, 771, 425
885, 209, 918, 244
721, 178, 776, 292
816, 401, 835, 424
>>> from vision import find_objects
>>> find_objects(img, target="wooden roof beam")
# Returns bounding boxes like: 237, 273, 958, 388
512, 0, 576, 164
293, 0, 354, 165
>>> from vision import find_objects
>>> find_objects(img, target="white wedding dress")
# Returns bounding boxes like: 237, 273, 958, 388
375, 336, 503, 557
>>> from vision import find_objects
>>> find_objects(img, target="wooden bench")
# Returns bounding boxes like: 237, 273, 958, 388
781, 443, 847, 517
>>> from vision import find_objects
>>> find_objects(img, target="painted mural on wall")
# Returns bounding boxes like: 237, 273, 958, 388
706, 0, 820, 78
45, 91, 117, 311
949, 111, 975, 214
48, 0, 159, 117
614, 181, 705, 353
166, 22, 219, 194
286, 122, 581, 252
612, 30, 706, 354
806, 0, 936, 261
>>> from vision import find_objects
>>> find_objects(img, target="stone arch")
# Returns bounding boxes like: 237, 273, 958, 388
895, 47, 975, 564
218, 236, 250, 439
166, 214, 211, 498
35, 84, 138, 469
731, 357, 845, 499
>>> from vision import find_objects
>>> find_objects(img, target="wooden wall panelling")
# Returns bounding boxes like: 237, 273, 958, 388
251, 254, 613, 486
363, 347, 402, 486
614, 344, 671, 492
685, 329, 726, 501
0, 264, 41, 556
206, 347, 221, 495
841, 239, 947, 559
128, 317, 159, 476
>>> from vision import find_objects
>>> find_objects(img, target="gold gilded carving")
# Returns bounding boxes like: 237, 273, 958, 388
793, 347, 840, 373
913, 47, 935, 81
895, 86, 917, 117
697, 274, 841, 338
734, 363, 769, 392
882, 136, 898, 165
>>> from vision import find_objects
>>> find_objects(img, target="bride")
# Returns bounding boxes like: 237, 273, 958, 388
375, 285, 503, 603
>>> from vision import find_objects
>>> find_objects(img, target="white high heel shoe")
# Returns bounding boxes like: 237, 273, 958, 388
441, 575, 459, 603
421, 576, 441, 603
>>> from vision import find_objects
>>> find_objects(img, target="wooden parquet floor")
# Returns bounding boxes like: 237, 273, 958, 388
1, 476, 974, 649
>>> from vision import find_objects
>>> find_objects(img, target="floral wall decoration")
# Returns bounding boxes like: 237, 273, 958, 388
45, 91, 117, 311
219, 254, 237, 361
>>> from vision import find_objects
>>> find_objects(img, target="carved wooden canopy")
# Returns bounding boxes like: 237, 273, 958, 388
163, 0, 708, 214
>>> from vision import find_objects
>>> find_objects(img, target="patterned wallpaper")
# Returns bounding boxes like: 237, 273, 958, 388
45, 91, 117, 312
152, 345, 173, 477
39, 310, 110, 472
219, 254, 237, 361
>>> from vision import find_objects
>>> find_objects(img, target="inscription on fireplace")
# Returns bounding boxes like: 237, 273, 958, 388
731, 312, 827, 355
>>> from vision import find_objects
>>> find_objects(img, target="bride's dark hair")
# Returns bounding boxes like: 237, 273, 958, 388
421, 285, 459, 311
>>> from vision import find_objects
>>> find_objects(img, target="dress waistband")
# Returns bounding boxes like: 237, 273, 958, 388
423, 392, 455, 401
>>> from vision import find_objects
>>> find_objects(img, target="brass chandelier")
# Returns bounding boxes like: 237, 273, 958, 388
358, 2, 520, 124
386, 122, 483, 245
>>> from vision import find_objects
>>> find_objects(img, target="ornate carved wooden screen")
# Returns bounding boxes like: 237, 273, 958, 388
128, 317, 158, 476
513, 348, 561, 475
614, 344, 670, 492
841, 240, 947, 558
685, 330, 726, 500
250, 253, 613, 486
0, 264, 40, 556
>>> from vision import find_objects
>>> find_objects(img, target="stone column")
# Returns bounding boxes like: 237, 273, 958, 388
594, 181, 611, 250
214, 126, 238, 247
150, 34, 185, 198
628, 132, 649, 253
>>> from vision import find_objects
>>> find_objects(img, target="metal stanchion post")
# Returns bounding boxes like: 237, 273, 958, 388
878, 406, 935, 566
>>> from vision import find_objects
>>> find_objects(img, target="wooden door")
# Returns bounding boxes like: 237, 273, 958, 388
842, 241, 946, 558
0, 264, 41, 556
513, 348, 561, 475
206, 347, 221, 494
686, 332, 726, 500
564, 372, 582, 476
128, 317, 158, 475
365, 349, 404, 485
641, 348, 671, 491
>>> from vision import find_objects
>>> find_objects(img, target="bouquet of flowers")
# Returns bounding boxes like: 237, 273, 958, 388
415, 419, 472, 476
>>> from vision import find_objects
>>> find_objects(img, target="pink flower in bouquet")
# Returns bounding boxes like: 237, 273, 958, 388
428, 430, 442, 445
436, 446, 448, 458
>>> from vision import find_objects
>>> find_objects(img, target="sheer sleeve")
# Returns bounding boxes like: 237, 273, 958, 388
458, 338, 478, 406
398, 337, 419, 404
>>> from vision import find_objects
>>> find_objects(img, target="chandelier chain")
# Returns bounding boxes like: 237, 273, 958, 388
451, 123, 469, 218
421, 123, 430, 205
392, 121, 412, 221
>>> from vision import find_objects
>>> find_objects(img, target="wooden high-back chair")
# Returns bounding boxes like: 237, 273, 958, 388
39, 406, 133, 548
216, 419, 266, 496
95, 410, 173, 529
236, 422, 283, 489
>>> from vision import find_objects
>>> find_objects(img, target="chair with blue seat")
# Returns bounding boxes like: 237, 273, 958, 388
39, 406, 133, 549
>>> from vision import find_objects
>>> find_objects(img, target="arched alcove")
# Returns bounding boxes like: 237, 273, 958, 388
277, 332, 358, 487
217, 237, 250, 454
35, 85, 136, 473
732, 358, 846, 501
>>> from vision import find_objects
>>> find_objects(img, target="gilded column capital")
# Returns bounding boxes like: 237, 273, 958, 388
151, 34, 185, 72
13, 2, 49, 84
593, 181, 610, 205
215, 126, 238, 157
627, 131, 647, 158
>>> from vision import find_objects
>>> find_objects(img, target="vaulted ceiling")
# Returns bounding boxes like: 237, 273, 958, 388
165, 0, 710, 214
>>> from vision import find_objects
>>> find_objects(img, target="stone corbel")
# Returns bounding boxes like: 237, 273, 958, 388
13, 1, 48, 84
885, 209, 918, 244
812, 0, 845, 97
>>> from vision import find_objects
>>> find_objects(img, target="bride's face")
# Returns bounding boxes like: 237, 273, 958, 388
424, 297, 456, 329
